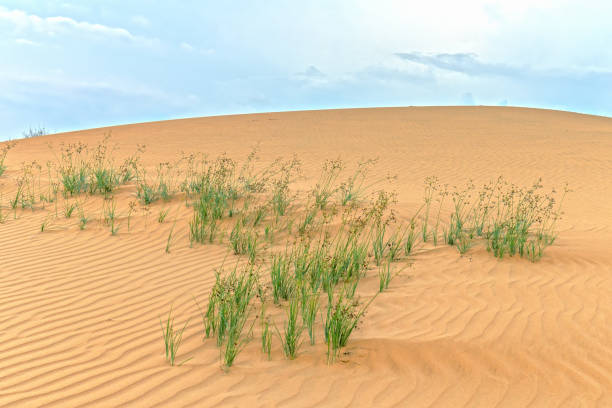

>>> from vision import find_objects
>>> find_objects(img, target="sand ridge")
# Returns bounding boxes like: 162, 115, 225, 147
0, 107, 611, 407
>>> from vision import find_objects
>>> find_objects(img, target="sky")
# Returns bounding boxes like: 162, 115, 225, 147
1, 0, 611, 139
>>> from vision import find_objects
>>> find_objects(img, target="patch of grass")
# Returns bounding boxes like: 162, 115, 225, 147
201, 265, 258, 366
22, 126, 47, 138
299, 283, 320, 345
261, 311, 272, 360
455, 231, 473, 254
127, 200, 137, 231
64, 201, 76, 218
372, 223, 386, 266
313, 159, 343, 210
338, 159, 377, 206
0, 141, 17, 177
76, 200, 89, 230
421, 176, 438, 242
103, 199, 118, 235
158, 208, 169, 223
378, 260, 392, 292
404, 220, 418, 256
165, 221, 177, 254
276, 296, 303, 359
160, 306, 191, 366
270, 252, 294, 304
270, 157, 301, 217
230, 218, 259, 263
40, 216, 51, 232
324, 291, 376, 364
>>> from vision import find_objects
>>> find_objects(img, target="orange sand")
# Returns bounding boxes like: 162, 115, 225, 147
0, 107, 611, 407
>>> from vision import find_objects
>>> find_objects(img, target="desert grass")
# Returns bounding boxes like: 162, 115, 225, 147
200, 264, 258, 366
127, 200, 137, 231
421, 176, 438, 242
276, 296, 304, 359
52, 136, 141, 198
338, 159, 378, 206
312, 159, 343, 210
230, 218, 259, 263
299, 283, 320, 345
22, 126, 47, 138
324, 291, 377, 364
270, 252, 294, 304
160, 306, 191, 366
64, 201, 77, 218
0, 138, 573, 372
103, 199, 118, 235
40, 215, 51, 232
165, 221, 177, 254
158, 208, 169, 223
0, 141, 17, 177
261, 307, 273, 360
378, 260, 392, 292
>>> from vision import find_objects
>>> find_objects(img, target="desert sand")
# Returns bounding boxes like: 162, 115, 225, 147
1, 106, 611, 407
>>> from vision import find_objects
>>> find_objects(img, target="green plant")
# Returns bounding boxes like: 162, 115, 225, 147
261, 308, 272, 360
338, 159, 377, 206
40, 216, 51, 232
165, 222, 176, 254
324, 292, 376, 364
103, 199, 118, 235
276, 296, 303, 359
270, 253, 294, 304
313, 159, 343, 210
64, 201, 77, 218
160, 306, 191, 366
372, 223, 386, 266
0, 142, 17, 177
404, 220, 418, 256
299, 284, 320, 345
127, 200, 137, 231
455, 231, 473, 254
22, 126, 47, 138
421, 176, 438, 242
201, 265, 257, 366
230, 218, 258, 263
378, 261, 392, 292
158, 208, 169, 223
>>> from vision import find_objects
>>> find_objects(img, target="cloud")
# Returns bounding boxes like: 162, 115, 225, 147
180, 42, 194, 52
395, 51, 612, 85
395, 52, 518, 77
179, 41, 214, 55
301, 65, 325, 78
15, 38, 40, 46
292, 65, 331, 88
0, 6, 157, 46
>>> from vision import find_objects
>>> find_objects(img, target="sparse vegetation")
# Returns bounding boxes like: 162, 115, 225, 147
160, 306, 191, 366
22, 126, 47, 138
0, 142, 17, 177
0, 136, 571, 372
276, 296, 304, 359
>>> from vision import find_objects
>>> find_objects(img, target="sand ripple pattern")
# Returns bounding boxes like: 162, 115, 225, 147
1, 107, 611, 407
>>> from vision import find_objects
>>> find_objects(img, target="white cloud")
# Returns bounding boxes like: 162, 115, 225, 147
0, 6, 157, 46
179, 41, 214, 55
15, 38, 40, 46
180, 42, 194, 52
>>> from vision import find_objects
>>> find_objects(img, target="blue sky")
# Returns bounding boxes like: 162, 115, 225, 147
1, 1, 611, 139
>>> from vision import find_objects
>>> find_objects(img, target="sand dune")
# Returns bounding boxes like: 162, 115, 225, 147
1, 107, 611, 407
